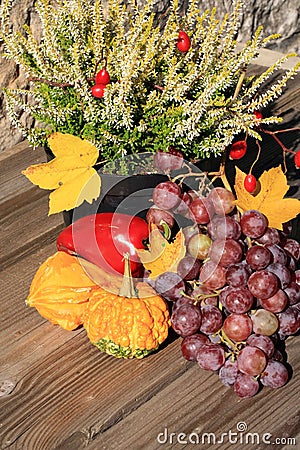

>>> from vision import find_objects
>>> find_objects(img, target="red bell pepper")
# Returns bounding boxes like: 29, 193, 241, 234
56, 213, 149, 276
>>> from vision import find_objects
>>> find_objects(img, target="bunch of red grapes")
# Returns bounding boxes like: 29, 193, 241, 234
146, 148, 300, 398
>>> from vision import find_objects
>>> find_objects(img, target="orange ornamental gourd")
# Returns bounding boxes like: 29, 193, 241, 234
84, 255, 171, 358
26, 251, 99, 331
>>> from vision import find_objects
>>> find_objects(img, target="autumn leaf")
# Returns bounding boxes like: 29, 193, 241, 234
22, 133, 101, 215
234, 166, 300, 230
136, 225, 186, 278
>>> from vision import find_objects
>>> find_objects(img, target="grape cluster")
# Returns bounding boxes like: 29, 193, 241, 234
145, 150, 300, 398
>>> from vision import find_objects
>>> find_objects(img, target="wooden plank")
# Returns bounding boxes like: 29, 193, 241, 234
0, 142, 47, 216
0, 242, 187, 450
0, 243, 67, 352
0, 324, 188, 449
235, 45, 300, 70
86, 337, 300, 450
0, 194, 64, 269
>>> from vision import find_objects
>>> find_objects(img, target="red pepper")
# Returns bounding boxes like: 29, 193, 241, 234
56, 213, 149, 276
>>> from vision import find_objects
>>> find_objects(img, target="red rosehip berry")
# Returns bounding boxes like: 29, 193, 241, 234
254, 111, 263, 120
295, 151, 300, 169
95, 68, 111, 85
229, 140, 247, 160
177, 30, 191, 52
91, 83, 106, 98
244, 174, 257, 193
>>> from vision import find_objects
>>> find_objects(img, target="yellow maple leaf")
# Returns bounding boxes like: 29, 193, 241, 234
234, 166, 300, 230
136, 225, 186, 278
22, 132, 101, 215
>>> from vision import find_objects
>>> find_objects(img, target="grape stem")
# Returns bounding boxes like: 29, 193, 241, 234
171, 170, 208, 184
180, 289, 220, 306
215, 329, 243, 354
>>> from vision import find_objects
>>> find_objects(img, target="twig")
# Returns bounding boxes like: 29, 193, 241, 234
249, 139, 262, 174
28, 77, 74, 88
231, 65, 247, 102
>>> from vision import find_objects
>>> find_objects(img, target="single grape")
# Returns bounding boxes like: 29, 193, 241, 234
187, 233, 212, 260
177, 255, 201, 281
181, 333, 210, 361
208, 187, 236, 215
267, 263, 291, 289
234, 373, 260, 398
199, 305, 223, 334
152, 181, 181, 210
182, 224, 199, 244
284, 282, 300, 305
218, 359, 238, 386
248, 270, 279, 299
222, 313, 253, 341
208, 239, 242, 267
237, 346, 267, 376
256, 227, 280, 245
172, 296, 194, 313
187, 189, 200, 201
153, 147, 184, 172
266, 244, 288, 265
251, 309, 279, 335
189, 197, 214, 224
259, 289, 288, 313
277, 307, 300, 337
246, 334, 274, 358
260, 360, 289, 388
226, 262, 251, 287
155, 272, 186, 302
173, 192, 192, 216
146, 206, 174, 229
240, 210, 268, 238
197, 343, 225, 371
282, 238, 300, 261
199, 260, 227, 289
220, 286, 254, 314
171, 304, 202, 336
207, 215, 241, 240
246, 245, 272, 270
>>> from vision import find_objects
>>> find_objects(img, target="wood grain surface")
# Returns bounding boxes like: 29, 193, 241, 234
0, 66, 299, 450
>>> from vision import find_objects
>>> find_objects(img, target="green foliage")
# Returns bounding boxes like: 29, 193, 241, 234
1, 0, 299, 161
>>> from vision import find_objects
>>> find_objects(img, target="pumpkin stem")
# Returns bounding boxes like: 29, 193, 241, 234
119, 253, 137, 298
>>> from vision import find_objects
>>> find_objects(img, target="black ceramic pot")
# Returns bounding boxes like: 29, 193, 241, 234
44, 146, 171, 226
44, 145, 205, 227
63, 172, 169, 226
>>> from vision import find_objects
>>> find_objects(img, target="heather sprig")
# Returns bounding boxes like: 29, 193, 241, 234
1, 0, 299, 161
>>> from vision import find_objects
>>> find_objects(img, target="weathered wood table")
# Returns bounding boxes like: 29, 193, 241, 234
1, 53, 300, 450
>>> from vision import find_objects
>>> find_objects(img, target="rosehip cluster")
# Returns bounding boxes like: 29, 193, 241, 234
91, 67, 111, 98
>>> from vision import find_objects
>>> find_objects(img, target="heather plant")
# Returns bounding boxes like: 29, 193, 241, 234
1, 0, 299, 162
